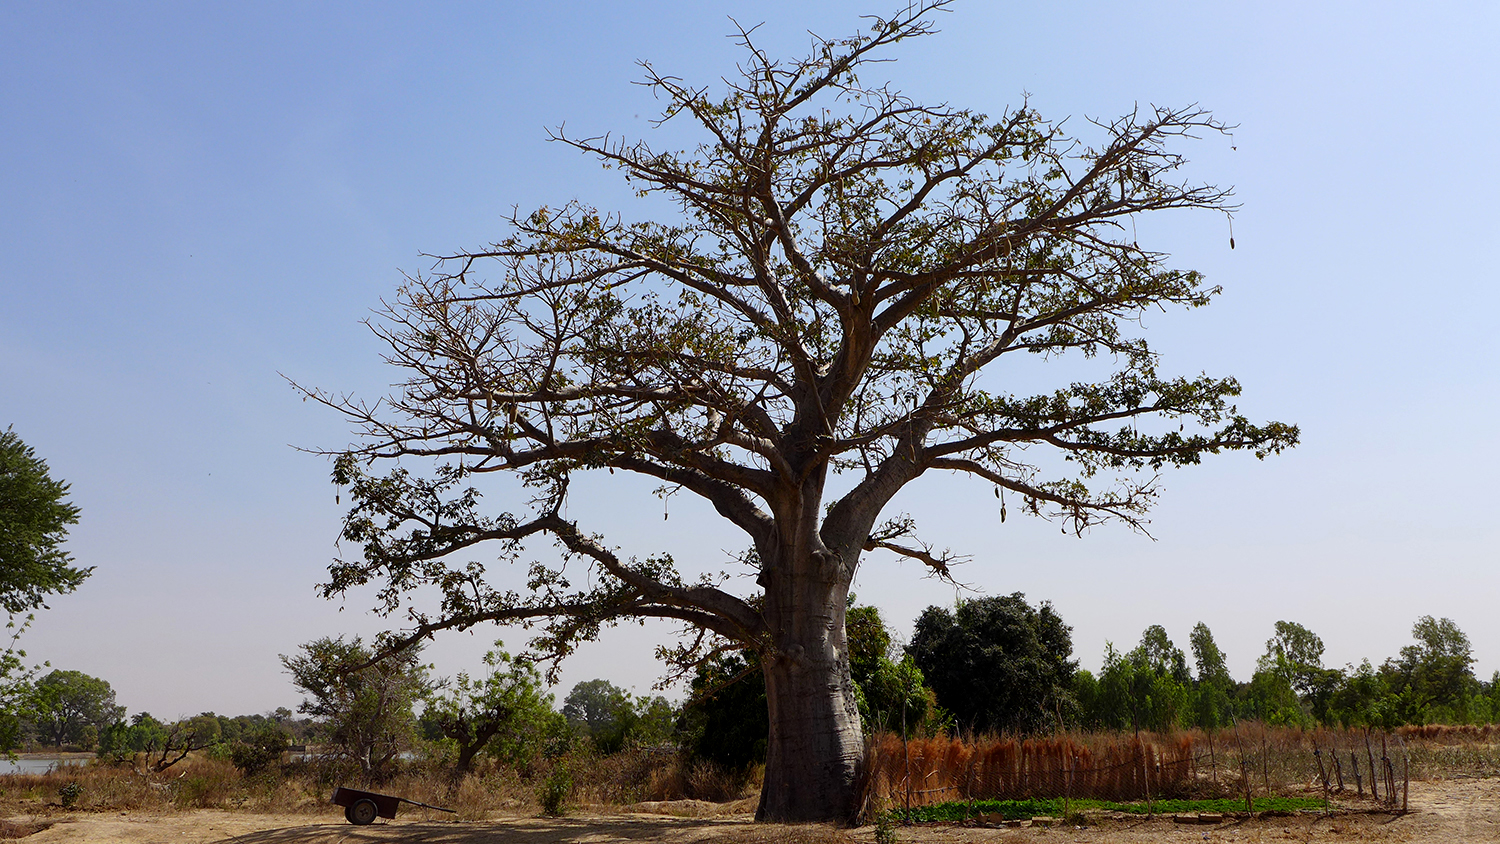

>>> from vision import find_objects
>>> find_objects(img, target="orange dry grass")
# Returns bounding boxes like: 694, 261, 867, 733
864, 731, 1196, 808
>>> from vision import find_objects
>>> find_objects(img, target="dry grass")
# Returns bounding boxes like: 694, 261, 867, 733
865, 731, 1196, 808
0, 819, 52, 839
2, 726, 1492, 823
860, 723, 1467, 814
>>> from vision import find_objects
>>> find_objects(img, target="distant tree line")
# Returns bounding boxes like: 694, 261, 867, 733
1072, 614, 1500, 733
6, 599, 1491, 785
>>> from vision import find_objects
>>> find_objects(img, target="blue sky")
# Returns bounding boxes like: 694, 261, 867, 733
3, 1, 1497, 719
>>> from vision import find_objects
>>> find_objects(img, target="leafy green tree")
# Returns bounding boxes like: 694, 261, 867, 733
281, 636, 429, 777
98, 711, 164, 762
226, 721, 290, 776
858, 654, 942, 737
1188, 622, 1233, 732
28, 669, 124, 749
908, 594, 1076, 734
1071, 668, 1103, 730
1087, 628, 1190, 733
1392, 615, 1477, 719
302, 3, 1296, 821
424, 643, 561, 773
0, 428, 91, 614
558, 679, 673, 754
846, 602, 892, 691
1325, 659, 1391, 728
1258, 620, 1326, 699
1246, 664, 1309, 726
0, 616, 41, 753
561, 679, 633, 753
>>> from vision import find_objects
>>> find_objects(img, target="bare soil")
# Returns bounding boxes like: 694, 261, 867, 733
11, 777, 1499, 843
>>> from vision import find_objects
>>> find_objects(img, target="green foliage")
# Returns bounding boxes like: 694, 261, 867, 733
1188, 622, 1232, 732
858, 655, 946, 737
847, 601, 892, 689
0, 614, 41, 754
908, 594, 1076, 734
895, 796, 1326, 823
227, 722, 290, 775
560, 679, 675, 754
1392, 615, 1478, 715
537, 764, 572, 816
27, 669, 124, 749
97, 712, 166, 763
423, 642, 565, 773
0, 427, 91, 614
280, 636, 429, 778
57, 781, 82, 808
1257, 620, 1326, 700
1087, 639, 1188, 732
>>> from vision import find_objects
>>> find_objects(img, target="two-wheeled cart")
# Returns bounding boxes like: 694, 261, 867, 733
331, 786, 455, 825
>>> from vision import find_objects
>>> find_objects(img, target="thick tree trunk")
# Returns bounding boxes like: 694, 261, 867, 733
756, 569, 865, 823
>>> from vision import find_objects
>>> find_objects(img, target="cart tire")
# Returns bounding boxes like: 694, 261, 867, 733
348, 799, 379, 825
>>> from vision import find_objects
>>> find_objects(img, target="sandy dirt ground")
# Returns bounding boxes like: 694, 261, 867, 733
10, 778, 1500, 843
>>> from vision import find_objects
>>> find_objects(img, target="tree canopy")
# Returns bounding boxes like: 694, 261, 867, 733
909, 593, 1076, 734
29, 669, 124, 749
280, 636, 429, 777
303, 1, 1295, 821
423, 642, 561, 773
0, 427, 90, 614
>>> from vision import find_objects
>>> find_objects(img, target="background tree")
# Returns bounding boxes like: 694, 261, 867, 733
225, 720, 291, 776
1383, 616, 1478, 724
1084, 627, 1190, 733
559, 678, 674, 753
908, 594, 1076, 734
0, 427, 91, 614
1258, 620, 1326, 699
97, 711, 168, 763
1188, 622, 1234, 736
846, 602, 891, 692
858, 654, 941, 737
304, 2, 1295, 821
560, 679, 634, 754
281, 636, 428, 778
27, 669, 123, 749
423, 642, 560, 774
1250, 620, 1329, 724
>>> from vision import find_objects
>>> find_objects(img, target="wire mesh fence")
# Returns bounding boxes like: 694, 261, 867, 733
863, 724, 1421, 814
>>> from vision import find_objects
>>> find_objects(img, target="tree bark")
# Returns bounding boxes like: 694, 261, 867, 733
756, 562, 865, 823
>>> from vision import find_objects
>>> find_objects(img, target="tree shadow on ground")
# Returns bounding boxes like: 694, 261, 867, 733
218, 814, 771, 844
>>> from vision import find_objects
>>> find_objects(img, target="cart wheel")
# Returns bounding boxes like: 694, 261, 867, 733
347, 798, 379, 825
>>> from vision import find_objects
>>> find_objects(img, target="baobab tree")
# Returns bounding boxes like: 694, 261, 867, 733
305, 2, 1297, 822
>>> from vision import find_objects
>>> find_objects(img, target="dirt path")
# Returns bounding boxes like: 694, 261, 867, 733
14, 779, 1500, 843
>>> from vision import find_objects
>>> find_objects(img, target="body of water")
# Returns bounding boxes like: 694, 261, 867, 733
0, 755, 90, 775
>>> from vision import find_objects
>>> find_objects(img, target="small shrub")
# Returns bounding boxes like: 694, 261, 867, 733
873, 811, 898, 844
229, 727, 290, 776
58, 782, 83, 808
538, 766, 572, 816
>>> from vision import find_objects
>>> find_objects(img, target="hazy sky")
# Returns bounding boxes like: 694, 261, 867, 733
3, 1, 1497, 720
